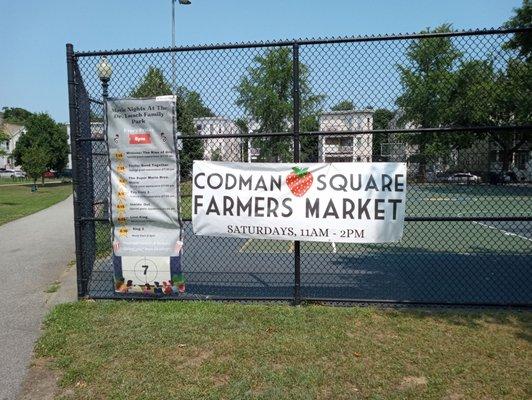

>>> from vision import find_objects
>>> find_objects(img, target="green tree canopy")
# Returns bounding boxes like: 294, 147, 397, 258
331, 100, 355, 111
372, 108, 395, 159
130, 67, 211, 178
0, 129, 8, 157
2, 107, 33, 125
21, 145, 50, 185
236, 47, 323, 162
396, 24, 480, 180
13, 113, 69, 172
397, 20, 531, 177
397, 24, 461, 128
503, 0, 532, 61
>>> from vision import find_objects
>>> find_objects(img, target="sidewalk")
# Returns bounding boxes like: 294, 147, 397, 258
0, 196, 75, 400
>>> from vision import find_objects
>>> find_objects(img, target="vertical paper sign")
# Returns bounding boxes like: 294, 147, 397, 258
105, 97, 185, 295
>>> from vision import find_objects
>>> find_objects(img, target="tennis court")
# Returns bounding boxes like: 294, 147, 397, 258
85, 185, 530, 305
175, 184, 532, 303
86, 184, 531, 304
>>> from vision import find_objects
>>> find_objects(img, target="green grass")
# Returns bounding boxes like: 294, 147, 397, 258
36, 301, 531, 400
0, 183, 72, 225
0, 177, 63, 185
0, 177, 32, 185
45, 281, 61, 293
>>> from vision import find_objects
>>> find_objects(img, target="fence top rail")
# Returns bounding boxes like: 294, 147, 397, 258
72, 27, 531, 57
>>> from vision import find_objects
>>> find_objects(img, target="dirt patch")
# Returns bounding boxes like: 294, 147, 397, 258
443, 394, 465, 400
17, 358, 60, 400
212, 373, 230, 387
184, 348, 214, 368
399, 375, 428, 390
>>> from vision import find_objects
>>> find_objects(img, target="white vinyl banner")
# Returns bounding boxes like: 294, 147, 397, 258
105, 97, 181, 256
192, 161, 407, 243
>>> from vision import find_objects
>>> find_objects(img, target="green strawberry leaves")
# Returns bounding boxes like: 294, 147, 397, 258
292, 166, 309, 177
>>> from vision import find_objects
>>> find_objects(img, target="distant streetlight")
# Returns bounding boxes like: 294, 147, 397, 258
97, 57, 113, 99
171, 0, 191, 93
173, 0, 191, 48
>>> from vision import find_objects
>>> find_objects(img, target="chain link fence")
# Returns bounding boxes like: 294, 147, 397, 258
67, 28, 532, 306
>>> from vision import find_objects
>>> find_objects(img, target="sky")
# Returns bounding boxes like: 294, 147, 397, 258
0, 0, 523, 123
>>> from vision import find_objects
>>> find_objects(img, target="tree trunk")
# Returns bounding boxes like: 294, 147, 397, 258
417, 142, 427, 183
417, 161, 427, 183
501, 149, 512, 172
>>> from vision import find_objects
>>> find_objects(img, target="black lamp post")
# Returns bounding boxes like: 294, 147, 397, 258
97, 56, 113, 99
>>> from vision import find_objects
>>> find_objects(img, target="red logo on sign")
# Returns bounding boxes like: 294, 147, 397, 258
128, 133, 152, 144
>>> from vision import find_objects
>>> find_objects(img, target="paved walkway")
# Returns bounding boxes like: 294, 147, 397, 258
0, 196, 75, 400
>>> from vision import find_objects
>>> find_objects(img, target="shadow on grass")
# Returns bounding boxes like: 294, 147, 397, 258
394, 308, 532, 344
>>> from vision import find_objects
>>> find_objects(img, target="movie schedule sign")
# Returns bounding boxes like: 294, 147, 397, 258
192, 161, 407, 243
105, 97, 182, 256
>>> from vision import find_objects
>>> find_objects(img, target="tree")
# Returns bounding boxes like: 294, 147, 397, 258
130, 67, 210, 178
13, 113, 69, 173
300, 114, 320, 162
21, 145, 50, 186
496, 1, 532, 171
503, 0, 532, 61
372, 108, 395, 159
235, 118, 249, 161
236, 47, 323, 162
0, 129, 8, 157
331, 100, 355, 111
490, 58, 531, 171
2, 107, 33, 125
184, 91, 214, 118
396, 24, 464, 180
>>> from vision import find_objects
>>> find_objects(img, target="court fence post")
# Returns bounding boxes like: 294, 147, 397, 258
292, 43, 302, 305
66, 43, 85, 298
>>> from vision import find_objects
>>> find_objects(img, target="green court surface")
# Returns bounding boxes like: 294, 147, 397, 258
405, 184, 531, 217
239, 219, 531, 254
236, 184, 532, 254
181, 183, 531, 220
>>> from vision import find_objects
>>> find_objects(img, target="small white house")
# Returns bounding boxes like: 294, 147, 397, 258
0, 118, 26, 169
318, 109, 374, 162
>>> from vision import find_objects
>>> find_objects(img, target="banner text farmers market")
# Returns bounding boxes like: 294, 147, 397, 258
193, 171, 405, 220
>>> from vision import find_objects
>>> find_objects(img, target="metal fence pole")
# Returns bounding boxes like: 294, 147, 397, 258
292, 43, 302, 305
66, 43, 85, 298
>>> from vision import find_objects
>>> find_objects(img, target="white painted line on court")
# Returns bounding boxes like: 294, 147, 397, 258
472, 221, 532, 242
239, 238, 254, 253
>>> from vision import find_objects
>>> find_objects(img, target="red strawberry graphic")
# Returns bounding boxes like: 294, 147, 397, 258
286, 166, 313, 197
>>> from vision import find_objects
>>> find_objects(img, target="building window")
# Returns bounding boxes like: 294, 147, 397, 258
325, 137, 352, 146
326, 156, 352, 162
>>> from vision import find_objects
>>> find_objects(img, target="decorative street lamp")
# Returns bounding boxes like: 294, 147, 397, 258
96, 56, 113, 99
